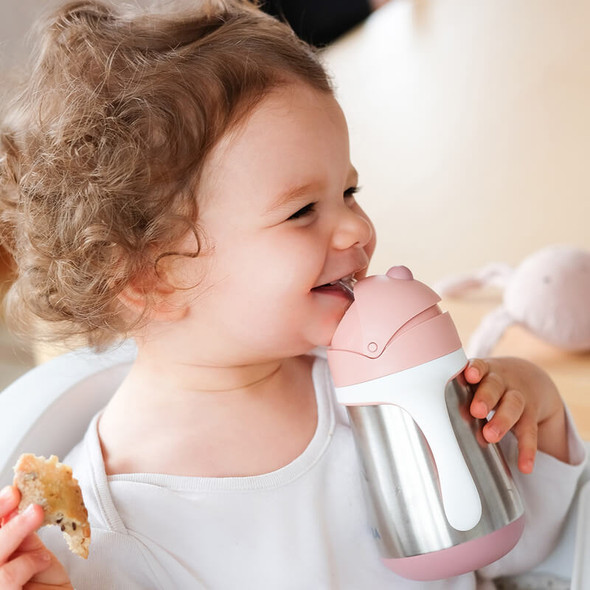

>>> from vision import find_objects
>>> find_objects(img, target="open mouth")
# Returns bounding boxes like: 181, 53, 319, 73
311, 276, 356, 300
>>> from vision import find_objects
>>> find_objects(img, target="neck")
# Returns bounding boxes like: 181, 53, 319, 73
98, 352, 317, 476
128, 349, 286, 397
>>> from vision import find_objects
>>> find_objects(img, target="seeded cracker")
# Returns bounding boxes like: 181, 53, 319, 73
13, 454, 91, 559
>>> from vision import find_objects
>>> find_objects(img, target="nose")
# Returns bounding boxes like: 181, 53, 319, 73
332, 205, 375, 252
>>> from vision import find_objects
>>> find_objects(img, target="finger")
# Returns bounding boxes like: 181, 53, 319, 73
463, 358, 490, 385
0, 487, 20, 521
8, 533, 71, 586
28, 547, 72, 586
470, 371, 506, 419
482, 388, 526, 443
512, 413, 539, 474
0, 509, 18, 528
13, 529, 51, 557
0, 550, 51, 590
0, 504, 44, 563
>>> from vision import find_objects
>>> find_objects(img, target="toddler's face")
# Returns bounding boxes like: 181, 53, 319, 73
172, 82, 376, 365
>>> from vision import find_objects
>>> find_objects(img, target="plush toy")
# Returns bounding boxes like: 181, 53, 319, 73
434, 245, 590, 357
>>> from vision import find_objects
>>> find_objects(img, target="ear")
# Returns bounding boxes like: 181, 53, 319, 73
434, 263, 514, 297
117, 271, 189, 323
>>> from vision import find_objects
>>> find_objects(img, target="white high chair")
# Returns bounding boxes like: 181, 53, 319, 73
0, 341, 588, 588
0, 340, 136, 487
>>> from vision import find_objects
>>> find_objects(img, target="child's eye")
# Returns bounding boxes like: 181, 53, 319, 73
344, 186, 360, 199
288, 202, 316, 220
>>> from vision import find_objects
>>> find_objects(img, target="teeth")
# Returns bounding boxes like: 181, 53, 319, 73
329, 275, 353, 285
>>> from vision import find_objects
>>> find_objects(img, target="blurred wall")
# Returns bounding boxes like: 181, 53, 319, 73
324, 0, 590, 282
0, 1, 65, 72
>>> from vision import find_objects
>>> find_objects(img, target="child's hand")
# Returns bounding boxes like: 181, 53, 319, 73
0, 485, 73, 589
464, 357, 569, 474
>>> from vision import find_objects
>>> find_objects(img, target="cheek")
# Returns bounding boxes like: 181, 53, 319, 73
220, 249, 305, 310
259, 235, 324, 282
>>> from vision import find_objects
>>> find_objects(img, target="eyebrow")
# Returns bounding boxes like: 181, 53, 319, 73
266, 168, 360, 213
266, 182, 321, 213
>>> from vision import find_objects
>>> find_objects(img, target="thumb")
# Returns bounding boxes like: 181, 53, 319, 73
24, 534, 72, 587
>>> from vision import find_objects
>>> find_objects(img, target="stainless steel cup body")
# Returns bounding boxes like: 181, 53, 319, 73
347, 375, 524, 559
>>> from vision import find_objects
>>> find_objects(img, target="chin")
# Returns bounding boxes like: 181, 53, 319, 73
313, 318, 345, 349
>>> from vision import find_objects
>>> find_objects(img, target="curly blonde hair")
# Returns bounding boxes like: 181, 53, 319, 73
0, 0, 332, 349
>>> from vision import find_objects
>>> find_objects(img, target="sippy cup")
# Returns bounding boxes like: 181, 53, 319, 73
327, 266, 525, 581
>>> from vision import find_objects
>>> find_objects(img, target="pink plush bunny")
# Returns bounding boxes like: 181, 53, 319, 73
435, 245, 590, 357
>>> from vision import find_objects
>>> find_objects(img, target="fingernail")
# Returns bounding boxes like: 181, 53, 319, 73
0, 486, 12, 500
23, 503, 38, 519
38, 551, 51, 562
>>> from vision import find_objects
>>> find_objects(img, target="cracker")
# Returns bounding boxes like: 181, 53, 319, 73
13, 454, 91, 559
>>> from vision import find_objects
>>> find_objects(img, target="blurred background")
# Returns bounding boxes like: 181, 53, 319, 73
324, 0, 590, 280
1, 0, 589, 438
1, 0, 76, 387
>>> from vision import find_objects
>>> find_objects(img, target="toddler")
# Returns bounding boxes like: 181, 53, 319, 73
0, 1, 586, 588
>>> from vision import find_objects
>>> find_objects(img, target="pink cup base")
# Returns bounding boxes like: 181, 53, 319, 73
382, 516, 525, 581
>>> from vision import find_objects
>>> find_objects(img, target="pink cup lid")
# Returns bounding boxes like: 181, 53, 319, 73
328, 266, 463, 387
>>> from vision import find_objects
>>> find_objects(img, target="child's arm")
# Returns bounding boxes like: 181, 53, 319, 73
0, 485, 73, 589
464, 357, 569, 473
